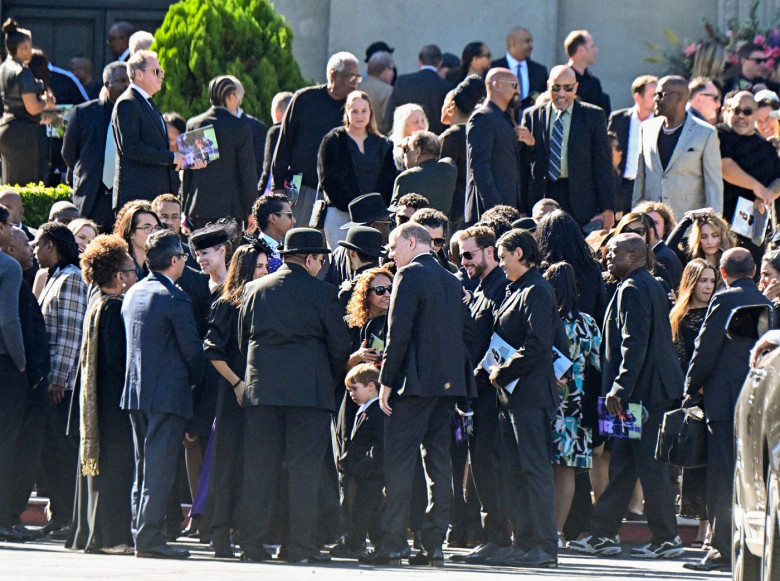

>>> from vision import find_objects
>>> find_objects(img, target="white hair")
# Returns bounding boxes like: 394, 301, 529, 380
326, 51, 359, 78
390, 103, 428, 145
129, 31, 155, 55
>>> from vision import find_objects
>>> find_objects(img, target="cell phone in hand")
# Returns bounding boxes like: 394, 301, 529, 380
582, 219, 603, 234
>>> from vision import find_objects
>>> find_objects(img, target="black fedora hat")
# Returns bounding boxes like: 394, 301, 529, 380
278, 227, 331, 255
341, 193, 391, 229
338, 226, 384, 257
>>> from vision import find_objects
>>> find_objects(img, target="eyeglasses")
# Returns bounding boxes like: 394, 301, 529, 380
339, 73, 363, 83
654, 90, 682, 100
134, 224, 162, 234
461, 248, 484, 261
119, 268, 137, 275
274, 211, 293, 217
550, 84, 576, 93
498, 80, 519, 89
731, 107, 755, 116
747, 57, 768, 64
622, 226, 647, 236
369, 285, 392, 296
177, 252, 189, 259
431, 237, 446, 247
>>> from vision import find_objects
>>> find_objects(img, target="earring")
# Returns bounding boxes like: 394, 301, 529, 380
122, 282, 126, 289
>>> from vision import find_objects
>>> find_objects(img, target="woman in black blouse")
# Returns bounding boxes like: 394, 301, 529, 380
202, 239, 272, 558
318, 90, 396, 249
0, 19, 54, 185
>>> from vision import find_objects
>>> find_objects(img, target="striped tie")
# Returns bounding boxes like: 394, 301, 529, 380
548, 111, 564, 181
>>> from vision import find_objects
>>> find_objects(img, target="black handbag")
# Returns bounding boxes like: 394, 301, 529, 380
654, 405, 708, 468
309, 185, 328, 229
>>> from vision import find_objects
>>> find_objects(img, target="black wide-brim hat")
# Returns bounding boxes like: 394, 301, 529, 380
278, 227, 331, 255
338, 226, 384, 257
341, 193, 391, 229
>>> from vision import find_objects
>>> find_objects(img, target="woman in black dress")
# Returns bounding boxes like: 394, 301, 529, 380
669, 258, 718, 545
202, 239, 272, 558
0, 18, 54, 185
66, 235, 138, 554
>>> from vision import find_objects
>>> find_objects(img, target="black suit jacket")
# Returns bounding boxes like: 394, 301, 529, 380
490, 267, 564, 410
653, 241, 683, 290
381, 68, 452, 135
390, 158, 457, 215
238, 263, 351, 411
181, 106, 257, 223
685, 278, 772, 421
379, 253, 474, 398
607, 108, 631, 178
340, 399, 384, 480
112, 87, 176, 209
601, 268, 683, 410
521, 100, 614, 224
61, 98, 113, 218
242, 112, 267, 183
439, 123, 467, 224
259, 123, 280, 194
464, 100, 522, 223
490, 56, 548, 119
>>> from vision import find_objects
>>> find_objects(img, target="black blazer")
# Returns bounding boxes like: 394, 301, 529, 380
390, 158, 457, 215
439, 123, 467, 225
242, 112, 267, 183
653, 241, 684, 290
601, 268, 683, 410
381, 68, 452, 135
490, 56, 548, 119
61, 97, 113, 218
607, 107, 631, 178
317, 127, 396, 210
340, 399, 384, 480
259, 123, 280, 194
238, 263, 352, 411
521, 100, 615, 225
112, 87, 176, 209
465, 100, 522, 223
490, 267, 563, 410
686, 278, 772, 421
379, 253, 474, 398
181, 106, 257, 223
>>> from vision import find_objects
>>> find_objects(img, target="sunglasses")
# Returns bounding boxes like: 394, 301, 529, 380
152, 68, 164, 77
461, 248, 484, 260
654, 90, 682, 100
431, 237, 446, 247
622, 226, 646, 236
550, 84, 576, 93
498, 80, 519, 89
731, 107, 755, 116
274, 211, 294, 216
747, 57, 768, 64
339, 73, 363, 83
369, 285, 392, 296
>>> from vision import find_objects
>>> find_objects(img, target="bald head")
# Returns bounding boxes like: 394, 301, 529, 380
487, 67, 519, 110
725, 90, 758, 135
548, 66, 578, 110
506, 27, 534, 61
0, 190, 22, 224
617, 233, 647, 256
720, 247, 755, 282
7, 227, 32, 270
658, 76, 689, 99
606, 233, 647, 280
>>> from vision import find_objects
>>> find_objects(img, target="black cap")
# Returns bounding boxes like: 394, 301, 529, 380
341, 193, 391, 229
338, 226, 384, 257
512, 217, 537, 232
365, 41, 394, 63
279, 228, 331, 255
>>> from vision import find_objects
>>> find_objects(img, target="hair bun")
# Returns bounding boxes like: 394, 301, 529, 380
2, 18, 18, 35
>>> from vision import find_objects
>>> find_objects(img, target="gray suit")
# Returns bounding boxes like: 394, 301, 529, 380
632, 113, 723, 217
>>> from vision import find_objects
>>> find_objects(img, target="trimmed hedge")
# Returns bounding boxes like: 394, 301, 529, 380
8, 182, 73, 228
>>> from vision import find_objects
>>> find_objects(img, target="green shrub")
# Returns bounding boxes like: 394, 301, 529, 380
9, 182, 72, 228
153, 0, 307, 124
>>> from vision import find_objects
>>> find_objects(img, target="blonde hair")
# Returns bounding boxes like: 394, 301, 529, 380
687, 214, 733, 262
344, 90, 378, 135
345, 362, 380, 388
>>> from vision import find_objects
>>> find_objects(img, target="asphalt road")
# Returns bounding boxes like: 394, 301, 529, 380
0, 538, 731, 581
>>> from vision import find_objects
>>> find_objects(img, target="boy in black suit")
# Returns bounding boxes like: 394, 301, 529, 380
331, 364, 384, 559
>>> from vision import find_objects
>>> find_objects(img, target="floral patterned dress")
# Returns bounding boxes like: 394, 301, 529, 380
553, 312, 602, 469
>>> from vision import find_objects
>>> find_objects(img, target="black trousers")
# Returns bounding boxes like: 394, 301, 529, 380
380, 396, 454, 552
706, 420, 734, 559
129, 410, 187, 551
589, 408, 678, 542
0, 356, 26, 526
616, 178, 635, 215
89, 185, 117, 234
239, 405, 331, 559
502, 405, 558, 555
9, 380, 46, 520
344, 475, 383, 549
41, 390, 79, 523
546, 178, 573, 220
469, 387, 510, 545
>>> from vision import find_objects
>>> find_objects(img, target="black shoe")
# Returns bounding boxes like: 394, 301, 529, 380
11, 525, 43, 540
40, 520, 63, 535
359, 546, 406, 565
409, 547, 444, 567
329, 542, 365, 559
505, 546, 557, 568
0, 525, 26, 543
484, 545, 526, 566
212, 529, 234, 559
683, 550, 731, 572
136, 544, 190, 559
462, 542, 502, 564
239, 547, 272, 562
48, 523, 72, 541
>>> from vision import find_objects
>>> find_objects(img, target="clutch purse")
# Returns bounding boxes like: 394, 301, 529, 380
654, 405, 708, 468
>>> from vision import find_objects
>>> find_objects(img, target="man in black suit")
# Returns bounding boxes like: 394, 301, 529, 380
390, 131, 457, 214
121, 230, 205, 559
607, 75, 658, 215
565, 30, 610, 112
465, 68, 528, 224
112, 50, 205, 211
521, 65, 615, 230
359, 222, 473, 567
491, 27, 548, 116
62, 61, 130, 233
181, 75, 257, 228
569, 234, 683, 559
683, 248, 771, 571
381, 45, 452, 135
238, 228, 351, 563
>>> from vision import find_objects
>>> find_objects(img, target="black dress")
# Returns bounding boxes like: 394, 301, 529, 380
202, 298, 245, 535
66, 294, 134, 551
674, 306, 708, 520
0, 57, 46, 185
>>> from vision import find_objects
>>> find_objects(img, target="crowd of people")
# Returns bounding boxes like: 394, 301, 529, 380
0, 15, 779, 574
